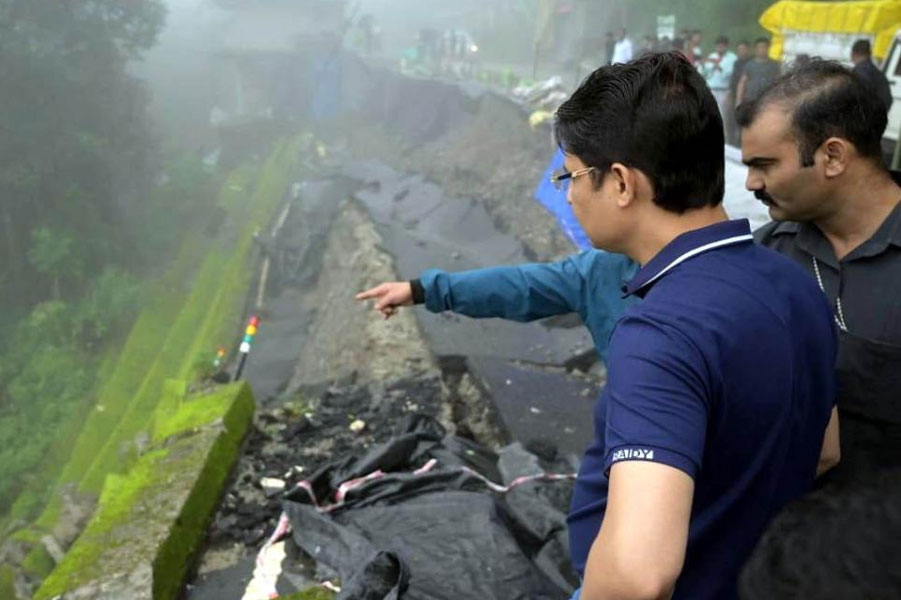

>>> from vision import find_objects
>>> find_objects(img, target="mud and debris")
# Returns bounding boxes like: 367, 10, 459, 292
204, 374, 447, 550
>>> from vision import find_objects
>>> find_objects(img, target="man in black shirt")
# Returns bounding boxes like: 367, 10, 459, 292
851, 38, 893, 116
735, 37, 781, 108
738, 59, 901, 598
727, 40, 751, 145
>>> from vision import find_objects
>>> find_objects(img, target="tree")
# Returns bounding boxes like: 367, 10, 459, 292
0, 0, 166, 312
27, 228, 80, 301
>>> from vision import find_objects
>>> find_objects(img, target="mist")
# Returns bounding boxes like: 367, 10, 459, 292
4, 2, 891, 600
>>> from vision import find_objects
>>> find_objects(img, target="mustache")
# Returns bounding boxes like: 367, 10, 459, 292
754, 189, 775, 204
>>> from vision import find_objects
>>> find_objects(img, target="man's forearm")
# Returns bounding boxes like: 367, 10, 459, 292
416, 262, 583, 321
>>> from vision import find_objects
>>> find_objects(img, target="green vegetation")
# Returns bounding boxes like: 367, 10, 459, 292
0, 0, 228, 523
25, 140, 297, 530
0, 1, 166, 308
0, 564, 16, 600
35, 383, 254, 600
0, 136, 302, 596
0, 152, 227, 524
21, 545, 54, 579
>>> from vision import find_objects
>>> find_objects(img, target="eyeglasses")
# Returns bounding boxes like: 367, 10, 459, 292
550, 166, 596, 191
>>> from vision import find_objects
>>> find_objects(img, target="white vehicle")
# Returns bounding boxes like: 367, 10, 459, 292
880, 29, 901, 144
759, 0, 901, 149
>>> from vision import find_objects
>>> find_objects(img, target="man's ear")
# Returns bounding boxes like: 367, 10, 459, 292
610, 163, 635, 208
820, 137, 849, 178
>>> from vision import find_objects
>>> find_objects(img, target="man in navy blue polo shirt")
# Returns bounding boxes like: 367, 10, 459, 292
357, 53, 837, 600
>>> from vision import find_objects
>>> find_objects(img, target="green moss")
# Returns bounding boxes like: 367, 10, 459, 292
22, 544, 55, 578
153, 383, 254, 600
180, 137, 303, 384
152, 379, 189, 439
10, 526, 43, 545
35, 383, 254, 600
37, 291, 187, 526
0, 564, 17, 600
280, 588, 337, 600
79, 251, 230, 492
35, 447, 171, 598
154, 382, 249, 443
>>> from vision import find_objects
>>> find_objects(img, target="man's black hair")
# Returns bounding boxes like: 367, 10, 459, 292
852, 38, 872, 57
738, 40, 751, 47
736, 59, 886, 167
755, 37, 771, 46
554, 52, 725, 213
716, 35, 729, 46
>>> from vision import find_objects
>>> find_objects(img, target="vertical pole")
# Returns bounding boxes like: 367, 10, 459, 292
233, 316, 260, 382
233, 353, 249, 382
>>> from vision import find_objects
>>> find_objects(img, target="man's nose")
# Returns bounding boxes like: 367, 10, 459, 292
745, 171, 762, 192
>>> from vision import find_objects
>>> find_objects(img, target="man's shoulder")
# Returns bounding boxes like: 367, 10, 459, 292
753, 220, 800, 245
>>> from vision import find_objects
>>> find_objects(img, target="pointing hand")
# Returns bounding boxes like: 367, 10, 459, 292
355, 282, 414, 319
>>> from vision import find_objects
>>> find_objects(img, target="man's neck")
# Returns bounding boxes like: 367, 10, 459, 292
816, 169, 900, 260
628, 205, 730, 266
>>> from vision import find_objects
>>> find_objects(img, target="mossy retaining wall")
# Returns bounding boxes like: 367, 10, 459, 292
34, 382, 254, 600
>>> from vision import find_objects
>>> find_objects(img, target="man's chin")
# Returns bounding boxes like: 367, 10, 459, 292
766, 203, 791, 221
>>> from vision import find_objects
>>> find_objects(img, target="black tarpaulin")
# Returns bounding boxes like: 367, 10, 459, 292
282, 415, 579, 599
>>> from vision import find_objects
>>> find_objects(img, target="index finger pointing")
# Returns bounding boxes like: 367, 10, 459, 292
355, 285, 386, 301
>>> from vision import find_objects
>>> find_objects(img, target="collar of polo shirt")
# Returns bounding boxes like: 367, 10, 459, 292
624, 219, 754, 297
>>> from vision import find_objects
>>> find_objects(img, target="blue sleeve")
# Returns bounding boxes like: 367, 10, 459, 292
603, 313, 712, 479
419, 250, 633, 324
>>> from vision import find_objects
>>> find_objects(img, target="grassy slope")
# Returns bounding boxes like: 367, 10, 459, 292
18, 137, 299, 545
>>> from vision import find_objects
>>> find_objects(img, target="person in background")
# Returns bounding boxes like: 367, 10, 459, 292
726, 40, 752, 145
672, 37, 689, 62
735, 37, 781, 107
687, 30, 704, 65
639, 34, 657, 57
703, 35, 737, 128
604, 31, 616, 65
851, 39, 893, 117
611, 27, 633, 64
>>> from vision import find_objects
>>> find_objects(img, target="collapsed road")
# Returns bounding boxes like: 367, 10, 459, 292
184, 55, 768, 600
185, 161, 603, 600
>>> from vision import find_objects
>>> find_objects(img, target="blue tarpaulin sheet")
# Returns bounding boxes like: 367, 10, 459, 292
310, 55, 343, 121
534, 149, 593, 251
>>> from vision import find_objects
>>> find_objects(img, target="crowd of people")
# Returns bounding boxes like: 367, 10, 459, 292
603, 28, 894, 148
